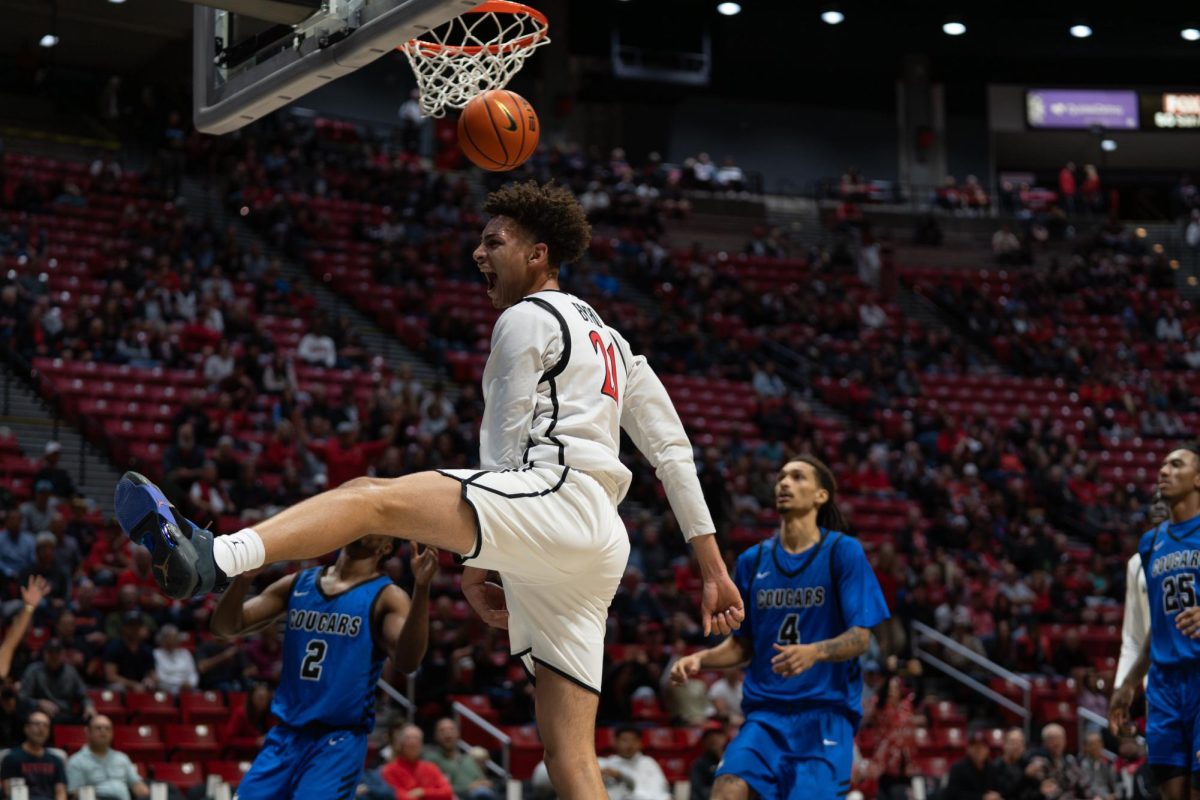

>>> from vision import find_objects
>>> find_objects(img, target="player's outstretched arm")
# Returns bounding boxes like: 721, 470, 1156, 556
210, 573, 296, 639
0, 575, 48, 679
378, 544, 438, 674
669, 636, 751, 686
616, 345, 743, 635
1109, 638, 1150, 736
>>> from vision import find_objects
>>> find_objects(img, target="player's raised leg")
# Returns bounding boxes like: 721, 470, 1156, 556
533, 668, 606, 799
114, 469, 474, 599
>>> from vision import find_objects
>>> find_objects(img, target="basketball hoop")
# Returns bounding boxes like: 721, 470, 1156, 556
399, 1, 550, 118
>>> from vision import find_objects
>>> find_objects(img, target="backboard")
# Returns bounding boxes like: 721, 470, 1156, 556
192, 0, 476, 135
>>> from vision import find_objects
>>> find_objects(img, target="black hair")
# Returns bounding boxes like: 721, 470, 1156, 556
614, 724, 641, 739
787, 454, 850, 532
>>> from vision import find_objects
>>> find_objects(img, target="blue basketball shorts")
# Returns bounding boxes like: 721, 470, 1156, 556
715, 707, 854, 800
1146, 664, 1200, 772
236, 724, 368, 800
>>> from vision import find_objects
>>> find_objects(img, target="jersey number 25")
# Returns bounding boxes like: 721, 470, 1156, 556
1163, 574, 1197, 614
589, 331, 619, 403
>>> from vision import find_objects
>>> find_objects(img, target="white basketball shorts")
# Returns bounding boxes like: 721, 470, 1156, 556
436, 463, 629, 694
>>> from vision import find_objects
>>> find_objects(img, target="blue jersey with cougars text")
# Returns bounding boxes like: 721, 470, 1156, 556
271, 567, 392, 731
732, 530, 890, 725
1140, 516, 1200, 670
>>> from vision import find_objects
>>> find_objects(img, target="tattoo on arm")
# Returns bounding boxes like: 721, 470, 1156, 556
816, 627, 870, 662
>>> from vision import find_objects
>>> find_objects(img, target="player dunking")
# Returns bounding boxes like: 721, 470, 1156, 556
208, 535, 437, 800
1110, 447, 1200, 800
114, 181, 744, 797
670, 456, 890, 799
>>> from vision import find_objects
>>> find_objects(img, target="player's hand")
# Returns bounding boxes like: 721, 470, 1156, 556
669, 653, 703, 686
1108, 682, 1137, 736
701, 573, 745, 637
464, 579, 509, 630
20, 575, 50, 607
1177, 606, 1200, 638
770, 643, 820, 677
410, 543, 439, 588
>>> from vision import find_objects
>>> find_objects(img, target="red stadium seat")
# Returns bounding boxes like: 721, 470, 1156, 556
53, 725, 88, 752
205, 760, 253, 787
113, 724, 165, 762
86, 689, 128, 724
165, 723, 222, 761
151, 761, 204, 791
126, 691, 179, 724
180, 691, 230, 725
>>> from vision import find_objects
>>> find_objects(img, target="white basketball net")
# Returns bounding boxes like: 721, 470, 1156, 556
401, 2, 550, 118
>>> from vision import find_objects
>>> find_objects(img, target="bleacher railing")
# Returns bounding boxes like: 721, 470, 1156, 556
912, 620, 1033, 735
451, 699, 512, 781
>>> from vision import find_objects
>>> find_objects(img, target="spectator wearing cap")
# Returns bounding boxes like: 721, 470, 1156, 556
0, 508, 35, 580
598, 725, 670, 800
66, 715, 149, 800
151, 625, 197, 695
943, 731, 1003, 800
19, 638, 93, 724
34, 441, 76, 499
0, 709, 67, 800
102, 612, 157, 693
20, 480, 59, 535
103, 586, 156, 641
688, 721, 727, 800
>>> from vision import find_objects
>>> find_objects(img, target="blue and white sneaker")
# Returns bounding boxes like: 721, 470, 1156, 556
113, 471, 227, 599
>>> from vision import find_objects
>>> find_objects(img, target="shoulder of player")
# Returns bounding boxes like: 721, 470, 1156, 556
495, 297, 568, 333
826, 530, 863, 558
372, 583, 411, 617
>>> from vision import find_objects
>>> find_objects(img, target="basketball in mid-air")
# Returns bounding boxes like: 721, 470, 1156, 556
457, 89, 539, 171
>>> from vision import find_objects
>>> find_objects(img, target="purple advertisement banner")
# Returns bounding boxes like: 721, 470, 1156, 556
1026, 89, 1139, 130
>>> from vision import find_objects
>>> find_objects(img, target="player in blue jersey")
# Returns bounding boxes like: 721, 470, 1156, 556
208, 535, 438, 800
670, 455, 890, 799
1111, 446, 1200, 800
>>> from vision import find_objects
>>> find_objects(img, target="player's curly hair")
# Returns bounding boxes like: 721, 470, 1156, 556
483, 180, 592, 269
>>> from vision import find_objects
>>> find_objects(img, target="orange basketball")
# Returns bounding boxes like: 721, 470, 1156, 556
457, 89, 539, 171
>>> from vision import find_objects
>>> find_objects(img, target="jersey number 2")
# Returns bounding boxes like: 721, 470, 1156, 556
778, 613, 801, 645
589, 331, 619, 403
301, 639, 327, 680
1163, 574, 1197, 614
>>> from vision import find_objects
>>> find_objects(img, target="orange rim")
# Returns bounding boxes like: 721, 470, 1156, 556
399, 1, 549, 57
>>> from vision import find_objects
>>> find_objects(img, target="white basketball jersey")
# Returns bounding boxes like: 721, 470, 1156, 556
478, 289, 714, 539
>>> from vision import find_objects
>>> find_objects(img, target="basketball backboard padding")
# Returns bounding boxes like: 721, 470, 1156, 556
181, 0, 322, 27
193, 0, 476, 135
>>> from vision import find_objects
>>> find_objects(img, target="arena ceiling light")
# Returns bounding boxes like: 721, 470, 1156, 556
39, 33, 58, 48
942, 20, 967, 36
1101, 138, 1117, 152
716, 2, 741, 16
820, 9, 845, 25
1070, 23, 1093, 38
108, 0, 127, 4
1183, 28, 1200, 41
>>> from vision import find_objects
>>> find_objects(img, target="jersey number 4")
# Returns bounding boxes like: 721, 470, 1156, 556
589, 331, 619, 403
778, 613, 801, 645
1163, 574, 1197, 614
301, 639, 328, 680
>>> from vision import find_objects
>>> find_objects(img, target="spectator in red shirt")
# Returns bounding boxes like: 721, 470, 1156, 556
1058, 161, 1078, 214
379, 723, 454, 800
116, 548, 169, 616
304, 421, 389, 489
220, 682, 276, 752
244, 625, 283, 685
84, 523, 135, 587
1081, 164, 1102, 213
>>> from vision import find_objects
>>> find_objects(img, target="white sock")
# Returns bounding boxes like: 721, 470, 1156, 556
213, 528, 265, 577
